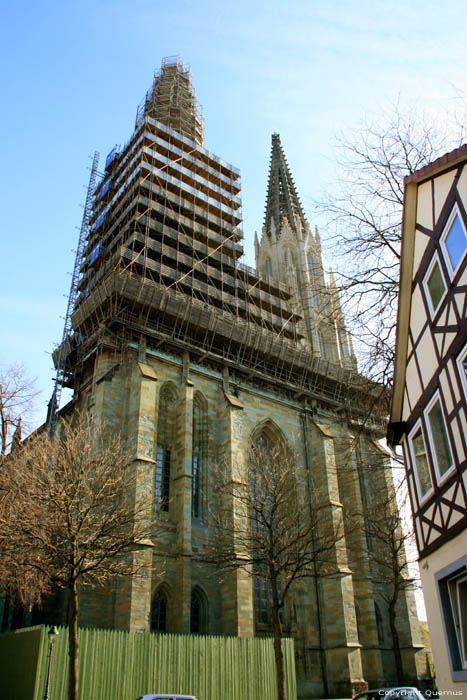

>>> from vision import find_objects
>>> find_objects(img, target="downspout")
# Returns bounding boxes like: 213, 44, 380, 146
300, 411, 329, 698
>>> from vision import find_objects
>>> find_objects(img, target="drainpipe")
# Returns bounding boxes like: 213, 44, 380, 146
300, 411, 329, 698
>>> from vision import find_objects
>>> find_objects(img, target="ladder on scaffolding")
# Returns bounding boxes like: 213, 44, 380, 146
47, 151, 100, 435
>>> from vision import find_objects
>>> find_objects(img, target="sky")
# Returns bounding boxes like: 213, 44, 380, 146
2, 0, 467, 427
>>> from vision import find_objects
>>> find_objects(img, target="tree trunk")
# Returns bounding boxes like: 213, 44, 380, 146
271, 580, 286, 700
389, 596, 403, 684
68, 577, 79, 700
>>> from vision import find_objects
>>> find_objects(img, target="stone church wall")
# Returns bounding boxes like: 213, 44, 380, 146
73, 346, 424, 697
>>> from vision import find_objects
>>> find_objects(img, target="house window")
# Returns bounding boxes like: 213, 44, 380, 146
457, 345, 467, 400
436, 556, 467, 680
408, 422, 433, 502
442, 204, 467, 276
449, 573, 467, 668
423, 254, 446, 316
425, 393, 454, 482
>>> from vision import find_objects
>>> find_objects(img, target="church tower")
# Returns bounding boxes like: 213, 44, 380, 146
39, 58, 426, 698
256, 133, 356, 369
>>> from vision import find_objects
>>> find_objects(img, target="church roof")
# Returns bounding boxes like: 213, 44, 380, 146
264, 133, 307, 236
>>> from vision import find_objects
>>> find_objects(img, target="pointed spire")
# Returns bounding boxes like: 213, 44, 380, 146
264, 133, 307, 238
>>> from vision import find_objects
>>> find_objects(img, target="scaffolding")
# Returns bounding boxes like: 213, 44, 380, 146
54, 62, 385, 427
135, 56, 204, 146
48, 151, 99, 433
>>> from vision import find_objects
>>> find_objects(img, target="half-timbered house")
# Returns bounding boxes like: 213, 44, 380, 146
389, 145, 467, 690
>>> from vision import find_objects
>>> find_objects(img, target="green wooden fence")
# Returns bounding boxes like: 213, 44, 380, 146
1, 625, 296, 700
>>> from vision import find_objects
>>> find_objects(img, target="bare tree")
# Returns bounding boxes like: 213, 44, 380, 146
361, 469, 420, 684
0, 363, 38, 458
320, 103, 465, 386
0, 412, 155, 700
209, 439, 344, 700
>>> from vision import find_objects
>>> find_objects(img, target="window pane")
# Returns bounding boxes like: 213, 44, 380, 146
155, 446, 170, 511
446, 214, 467, 271
427, 400, 453, 477
411, 428, 432, 497
459, 577, 467, 663
192, 455, 199, 518
427, 261, 446, 311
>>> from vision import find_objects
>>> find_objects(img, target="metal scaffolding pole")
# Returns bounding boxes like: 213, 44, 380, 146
47, 151, 100, 434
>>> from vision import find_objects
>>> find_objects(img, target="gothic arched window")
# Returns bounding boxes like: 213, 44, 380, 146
155, 384, 177, 512
265, 257, 272, 277
192, 393, 207, 520
190, 586, 208, 634
151, 587, 169, 632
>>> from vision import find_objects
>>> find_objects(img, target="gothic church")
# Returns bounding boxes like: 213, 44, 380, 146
48, 57, 424, 697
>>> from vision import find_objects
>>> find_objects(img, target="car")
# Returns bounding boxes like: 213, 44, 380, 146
136, 696, 198, 700
353, 688, 425, 700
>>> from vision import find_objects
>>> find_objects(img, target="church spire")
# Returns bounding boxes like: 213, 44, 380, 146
264, 133, 307, 237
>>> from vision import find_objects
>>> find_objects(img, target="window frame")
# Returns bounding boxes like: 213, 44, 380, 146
423, 252, 447, 318
424, 391, 455, 486
436, 555, 467, 681
441, 203, 467, 279
456, 345, 467, 402
408, 419, 434, 505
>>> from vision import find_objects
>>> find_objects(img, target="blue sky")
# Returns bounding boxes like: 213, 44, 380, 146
2, 0, 467, 425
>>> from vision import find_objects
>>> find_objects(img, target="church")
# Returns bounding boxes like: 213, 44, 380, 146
46, 57, 424, 697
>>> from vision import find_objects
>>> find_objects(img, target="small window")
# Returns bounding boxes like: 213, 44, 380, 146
265, 257, 272, 277
423, 254, 446, 316
425, 393, 454, 482
442, 205, 467, 276
408, 422, 433, 502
